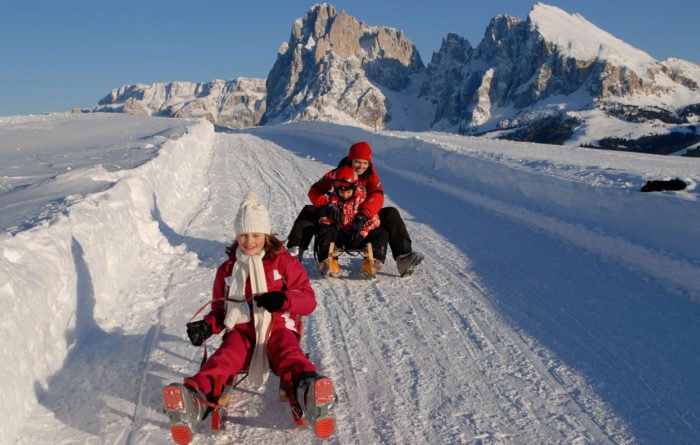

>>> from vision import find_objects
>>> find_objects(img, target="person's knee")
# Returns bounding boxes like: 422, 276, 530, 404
300, 205, 317, 220
380, 207, 403, 224
380, 206, 398, 217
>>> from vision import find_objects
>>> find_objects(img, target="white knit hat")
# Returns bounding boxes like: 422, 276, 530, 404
234, 192, 271, 235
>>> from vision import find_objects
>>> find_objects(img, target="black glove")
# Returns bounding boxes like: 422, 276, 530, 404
254, 291, 287, 313
186, 320, 213, 346
349, 213, 368, 244
321, 203, 343, 224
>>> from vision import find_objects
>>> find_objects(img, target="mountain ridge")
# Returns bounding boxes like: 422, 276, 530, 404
93, 2, 700, 155
94, 77, 266, 130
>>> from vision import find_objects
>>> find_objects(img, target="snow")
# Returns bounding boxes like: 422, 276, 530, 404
529, 3, 656, 74
381, 72, 435, 132
0, 113, 197, 234
664, 57, 700, 82
1, 113, 699, 444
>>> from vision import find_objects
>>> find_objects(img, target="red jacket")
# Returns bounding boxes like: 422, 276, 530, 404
308, 157, 384, 218
204, 248, 316, 335
318, 185, 381, 238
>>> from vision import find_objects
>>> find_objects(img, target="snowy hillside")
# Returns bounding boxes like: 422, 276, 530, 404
528, 3, 656, 72
1, 113, 699, 444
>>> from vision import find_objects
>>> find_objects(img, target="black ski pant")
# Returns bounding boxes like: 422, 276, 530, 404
286, 205, 318, 252
314, 224, 389, 264
378, 206, 412, 258
287, 205, 412, 260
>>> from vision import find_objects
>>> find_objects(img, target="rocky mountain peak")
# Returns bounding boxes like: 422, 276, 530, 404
262, 3, 424, 127
429, 33, 472, 68
485, 14, 523, 43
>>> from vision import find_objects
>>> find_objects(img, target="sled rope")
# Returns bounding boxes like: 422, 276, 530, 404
187, 297, 251, 365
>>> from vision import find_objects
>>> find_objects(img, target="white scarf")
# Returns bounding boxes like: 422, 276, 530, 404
223, 248, 272, 387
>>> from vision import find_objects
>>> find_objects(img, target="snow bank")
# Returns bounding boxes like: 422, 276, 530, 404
0, 118, 215, 443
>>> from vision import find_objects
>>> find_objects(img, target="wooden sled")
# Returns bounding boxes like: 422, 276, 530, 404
319, 242, 379, 278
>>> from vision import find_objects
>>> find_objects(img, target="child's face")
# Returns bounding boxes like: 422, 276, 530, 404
237, 233, 266, 256
351, 159, 369, 176
336, 187, 354, 201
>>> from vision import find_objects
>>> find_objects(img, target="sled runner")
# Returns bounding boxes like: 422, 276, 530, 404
319, 241, 381, 278
209, 372, 246, 432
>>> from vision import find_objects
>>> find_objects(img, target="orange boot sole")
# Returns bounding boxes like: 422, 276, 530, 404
312, 377, 335, 439
163, 385, 193, 445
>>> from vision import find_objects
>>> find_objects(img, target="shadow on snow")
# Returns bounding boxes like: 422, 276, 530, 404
34, 237, 178, 438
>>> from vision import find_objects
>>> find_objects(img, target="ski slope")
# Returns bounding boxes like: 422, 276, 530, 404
2, 114, 699, 444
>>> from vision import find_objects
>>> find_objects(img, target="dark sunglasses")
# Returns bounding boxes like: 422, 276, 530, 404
334, 182, 356, 192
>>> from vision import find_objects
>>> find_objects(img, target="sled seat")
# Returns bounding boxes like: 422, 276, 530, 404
328, 241, 373, 260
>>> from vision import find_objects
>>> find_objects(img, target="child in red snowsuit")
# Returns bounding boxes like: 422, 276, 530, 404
315, 165, 388, 276
163, 192, 335, 444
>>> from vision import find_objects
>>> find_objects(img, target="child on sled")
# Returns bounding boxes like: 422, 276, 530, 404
315, 165, 389, 277
288, 141, 423, 276
162, 192, 335, 444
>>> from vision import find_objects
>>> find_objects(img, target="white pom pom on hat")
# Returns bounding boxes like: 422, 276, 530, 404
234, 192, 271, 235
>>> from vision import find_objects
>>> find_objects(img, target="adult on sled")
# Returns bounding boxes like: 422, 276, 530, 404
315, 165, 388, 277
287, 141, 423, 277
162, 192, 335, 444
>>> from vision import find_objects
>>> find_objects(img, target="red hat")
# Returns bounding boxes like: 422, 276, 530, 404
333, 166, 359, 188
348, 141, 372, 163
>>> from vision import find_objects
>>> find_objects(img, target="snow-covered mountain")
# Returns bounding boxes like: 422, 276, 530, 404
91, 3, 700, 155
2, 112, 699, 444
421, 3, 700, 152
94, 78, 266, 129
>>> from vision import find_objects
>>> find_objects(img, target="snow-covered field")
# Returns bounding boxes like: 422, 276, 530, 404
1, 113, 698, 444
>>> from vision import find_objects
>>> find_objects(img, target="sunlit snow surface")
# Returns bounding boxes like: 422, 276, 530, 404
1, 113, 699, 444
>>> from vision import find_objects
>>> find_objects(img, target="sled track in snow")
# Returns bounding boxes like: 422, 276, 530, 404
126, 140, 218, 444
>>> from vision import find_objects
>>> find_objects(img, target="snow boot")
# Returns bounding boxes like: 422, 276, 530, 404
360, 257, 383, 277
295, 373, 335, 439
396, 251, 424, 277
288, 245, 304, 260
319, 256, 341, 277
163, 383, 208, 444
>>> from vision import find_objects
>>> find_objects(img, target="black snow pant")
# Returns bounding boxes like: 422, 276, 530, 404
378, 207, 412, 258
314, 224, 389, 264
287, 205, 412, 260
286, 205, 318, 252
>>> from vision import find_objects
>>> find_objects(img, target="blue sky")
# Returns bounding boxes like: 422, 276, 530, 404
2, 0, 699, 116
